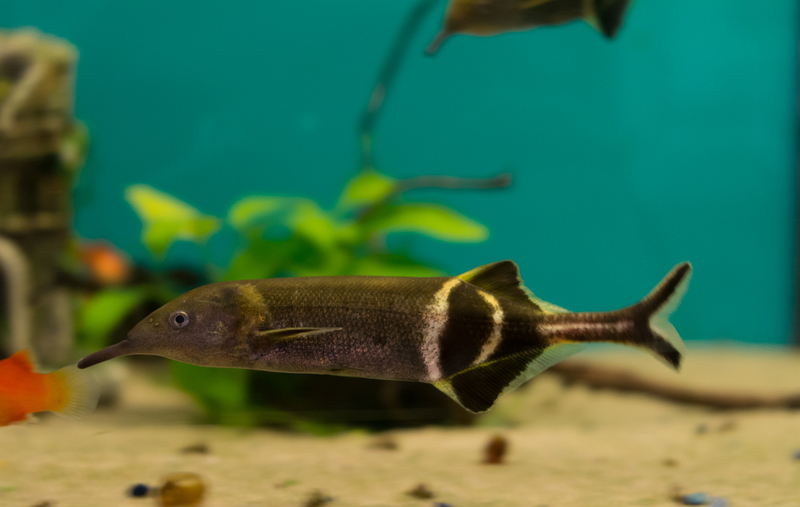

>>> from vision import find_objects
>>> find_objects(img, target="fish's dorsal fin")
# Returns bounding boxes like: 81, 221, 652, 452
434, 343, 585, 413
6, 349, 36, 373
458, 260, 538, 307
257, 327, 342, 342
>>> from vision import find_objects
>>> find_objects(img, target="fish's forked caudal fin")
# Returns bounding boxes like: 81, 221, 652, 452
628, 261, 692, 368
49, 365, 100, 420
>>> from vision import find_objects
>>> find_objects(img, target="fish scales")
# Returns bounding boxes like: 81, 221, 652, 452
252, 275, 456, 381
222, 275, 531, 383
77, 260, 692, 413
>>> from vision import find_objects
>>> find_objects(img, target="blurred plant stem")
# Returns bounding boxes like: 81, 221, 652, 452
360, 0, 441, 170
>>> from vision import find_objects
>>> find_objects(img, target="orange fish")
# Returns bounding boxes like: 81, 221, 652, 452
79, 241, 132, 286
0, 350, 98, 426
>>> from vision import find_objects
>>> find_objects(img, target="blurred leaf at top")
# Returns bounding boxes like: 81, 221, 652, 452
125, 184, 221, 257
338, 168, 396, 208
363, 203, 488, 242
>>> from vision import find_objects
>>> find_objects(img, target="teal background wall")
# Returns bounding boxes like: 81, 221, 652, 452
2, 0, 797, 343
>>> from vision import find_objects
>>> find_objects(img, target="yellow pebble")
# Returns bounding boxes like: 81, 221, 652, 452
158, 472, 205, 507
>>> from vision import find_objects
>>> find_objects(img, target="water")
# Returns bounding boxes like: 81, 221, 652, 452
2, 0, 797, 346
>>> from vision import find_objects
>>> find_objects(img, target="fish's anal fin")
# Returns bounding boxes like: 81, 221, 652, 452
51, 365, 99, 420
457, 260, 538, 307
434, 343, 585, 413
257, 327, 342, 342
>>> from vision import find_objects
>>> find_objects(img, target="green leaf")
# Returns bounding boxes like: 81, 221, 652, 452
366, 204, 488, 242
125, 185, 221, 257
227, 196, 289, 232
223, 238, 295, 281
290, 201, 340, 250
76, 287, 149, 349
338, 168, 396, 208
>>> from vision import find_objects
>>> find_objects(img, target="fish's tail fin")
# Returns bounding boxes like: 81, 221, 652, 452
50, 365, 100, 420
628, 261, 692, 369
543, 262, 692, 369
590, 0, 633, 38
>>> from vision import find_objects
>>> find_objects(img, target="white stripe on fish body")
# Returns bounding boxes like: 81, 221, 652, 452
420, 278, 461, 381
471, 291, 504, 366
538, 320, 634, 338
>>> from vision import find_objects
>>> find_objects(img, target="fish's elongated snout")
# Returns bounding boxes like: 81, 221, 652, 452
77, 340, 133, 369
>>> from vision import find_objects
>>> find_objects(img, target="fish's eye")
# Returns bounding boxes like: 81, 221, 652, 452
170, 311, 190, 329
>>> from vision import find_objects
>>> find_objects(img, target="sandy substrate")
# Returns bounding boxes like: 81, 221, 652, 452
1, 344, 799, 507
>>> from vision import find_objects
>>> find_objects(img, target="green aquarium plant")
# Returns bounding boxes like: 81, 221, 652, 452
76, 167, 507, 429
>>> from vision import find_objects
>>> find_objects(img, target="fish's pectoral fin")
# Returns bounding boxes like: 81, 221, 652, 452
433, 343, 585, 413
257, 327, 342, 342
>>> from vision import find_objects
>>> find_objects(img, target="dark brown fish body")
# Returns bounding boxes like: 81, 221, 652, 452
427, 0, 633, 54
79, 261, 691, 413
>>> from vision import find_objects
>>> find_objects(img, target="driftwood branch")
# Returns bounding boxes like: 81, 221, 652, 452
356, 172, 511, 225
394, 173, 512, 194
359, 0, 441, 170
547, 361, 800, 410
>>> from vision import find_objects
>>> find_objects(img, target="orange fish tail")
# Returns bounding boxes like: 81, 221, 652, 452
48, 365, 99, 419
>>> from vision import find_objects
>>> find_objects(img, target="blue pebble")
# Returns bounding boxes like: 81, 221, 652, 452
708, 498, 729, 507
434, 503, 454, 507
682, 492, 707, 505
128, 484, 149, 498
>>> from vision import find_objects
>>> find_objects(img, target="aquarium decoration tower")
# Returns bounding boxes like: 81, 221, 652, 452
0, 29, 81, 364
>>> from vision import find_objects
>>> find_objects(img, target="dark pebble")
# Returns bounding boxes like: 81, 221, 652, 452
303, 490, 333, 507
483, 435, 508, 464
682, 492, 707, 505
128, 484, 149, 498
793, 449, 800, 460
368, 434, 398, 450
179, 442, 210, 454
408, 484, 434, 499
434, 503, 454, 507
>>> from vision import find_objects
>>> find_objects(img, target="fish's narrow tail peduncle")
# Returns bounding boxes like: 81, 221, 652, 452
539, 262, 692, 370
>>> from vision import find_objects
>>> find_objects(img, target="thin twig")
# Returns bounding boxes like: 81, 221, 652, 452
356, 172, 512, 225
394, 173, 512, 194
359, 0, 442, 171
547, 361, 800, 410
